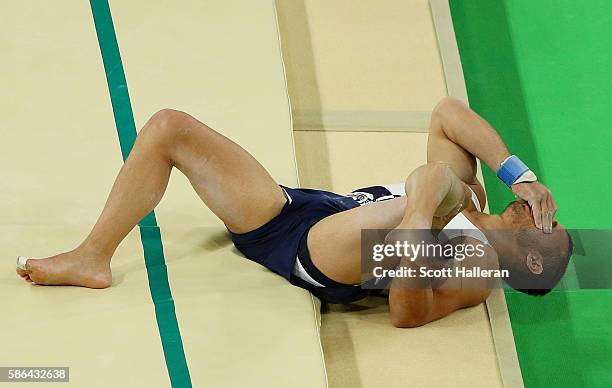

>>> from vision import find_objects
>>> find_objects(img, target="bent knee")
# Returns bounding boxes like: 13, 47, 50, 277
149, 108, 189, 131
139, 108, 194, 144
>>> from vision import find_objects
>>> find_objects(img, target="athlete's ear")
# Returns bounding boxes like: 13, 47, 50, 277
525, 251, 543, 275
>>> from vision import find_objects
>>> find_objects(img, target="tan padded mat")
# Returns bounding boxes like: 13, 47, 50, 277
110, 1, 326, 385
1, 1, 327, 387
276, 0, 447, 113
277, 0, 503, 386
293, 131, 502, 387
0, 3, 168, 386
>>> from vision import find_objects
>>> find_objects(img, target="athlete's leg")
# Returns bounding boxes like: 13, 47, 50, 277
16, 109, 286, 287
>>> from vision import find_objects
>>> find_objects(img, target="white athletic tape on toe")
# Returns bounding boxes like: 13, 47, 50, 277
17, 256, 29, 270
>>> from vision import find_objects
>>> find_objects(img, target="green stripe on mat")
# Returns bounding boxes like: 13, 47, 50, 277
89, 1, 192, 387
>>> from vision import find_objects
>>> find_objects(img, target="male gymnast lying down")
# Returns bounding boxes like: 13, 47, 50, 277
16, 97, 572, 327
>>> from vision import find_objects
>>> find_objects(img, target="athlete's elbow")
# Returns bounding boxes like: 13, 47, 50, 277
432, 96, 465, 118
391, 313, 428, 328
431, 96, 467, 141
390, 305, 430, 328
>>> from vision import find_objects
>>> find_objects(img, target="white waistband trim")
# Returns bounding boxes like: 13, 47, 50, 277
293, 255, 325, 287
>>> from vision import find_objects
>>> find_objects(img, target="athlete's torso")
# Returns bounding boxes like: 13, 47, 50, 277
346, 183, 486, 237
301, 184, 490, 286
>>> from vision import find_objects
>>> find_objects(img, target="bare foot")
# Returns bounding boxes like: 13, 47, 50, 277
15, 250, 112, 288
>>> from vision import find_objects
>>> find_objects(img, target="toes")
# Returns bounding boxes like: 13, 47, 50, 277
28, 271, 44, 285
23, 258, 40, 273
16, 267, 31, 278
16, 268, 34, 283
21, 259, 44, 284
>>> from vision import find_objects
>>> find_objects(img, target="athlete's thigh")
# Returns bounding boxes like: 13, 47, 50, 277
171, 113, 286, 233
307, 197, 407, 284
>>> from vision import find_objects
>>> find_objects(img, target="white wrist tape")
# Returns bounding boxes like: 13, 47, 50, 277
514, 170, 538, 184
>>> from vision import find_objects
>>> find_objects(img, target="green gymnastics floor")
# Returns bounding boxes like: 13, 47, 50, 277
450, 0, 612, 387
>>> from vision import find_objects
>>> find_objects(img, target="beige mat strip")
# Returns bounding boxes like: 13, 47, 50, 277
486, 290, 525, 388
0, 2, 170, 386
110, 0, 328, 386
429, 0, 469, 104
430, 1, 524, 386
293, 109, 431, 132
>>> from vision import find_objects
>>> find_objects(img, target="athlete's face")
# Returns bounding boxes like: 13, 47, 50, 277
497, 201, 568, 274
500, 200, 559, 230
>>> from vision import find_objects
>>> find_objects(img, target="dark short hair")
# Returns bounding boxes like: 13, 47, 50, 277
504, 230, 574, 296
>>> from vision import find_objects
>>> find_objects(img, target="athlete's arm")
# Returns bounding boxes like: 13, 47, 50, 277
388, 267, 489, 328
399, 162, 471, 229
387, 163, 489, 328
427, 97, 510, 182
386, 162, 488, 327
427, 96, 557, 232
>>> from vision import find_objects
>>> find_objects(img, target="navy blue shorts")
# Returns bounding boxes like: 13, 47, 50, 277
229, 185, 401, 304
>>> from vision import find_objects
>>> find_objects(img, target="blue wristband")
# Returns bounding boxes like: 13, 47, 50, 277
496, 155, 530, 187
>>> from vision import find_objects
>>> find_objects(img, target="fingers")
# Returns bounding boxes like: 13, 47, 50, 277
540, 198, 553, 233
531, 199, 543, 231
541, 190, 558, 233
512, 182, 558, 233
549, 194, 558, 220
